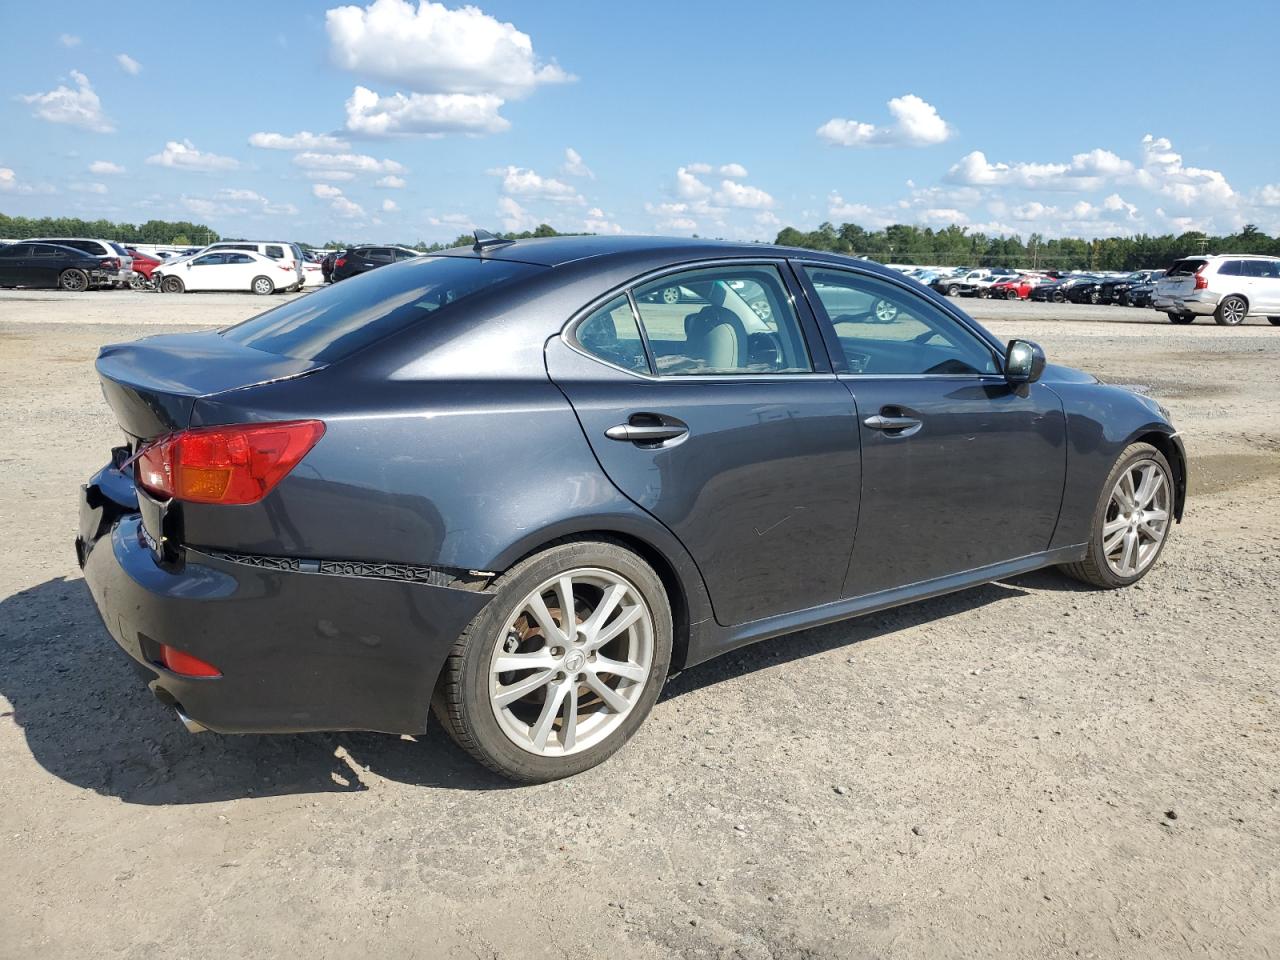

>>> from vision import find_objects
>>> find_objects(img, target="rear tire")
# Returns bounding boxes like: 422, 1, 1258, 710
946, 284, 959, 297
1059, 443, 1174, 589
1214, 295, 1248, 326
1268, 316, 1280, 326
434, 539, 673, 783
251, 276, 275, 296
161, 275, 185, 294
1167, 312, 1194, 325
58, 269, 89, 292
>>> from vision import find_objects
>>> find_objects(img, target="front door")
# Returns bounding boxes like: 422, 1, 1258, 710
547, 261, 861, 627
798, 264, 1067, 597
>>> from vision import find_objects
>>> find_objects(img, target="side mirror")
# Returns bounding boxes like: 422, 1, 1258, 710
1004, 339, 1046, 384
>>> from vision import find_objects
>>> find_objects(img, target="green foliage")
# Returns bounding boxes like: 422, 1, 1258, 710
772, 221, 1280, 270
0, 213, 220, 246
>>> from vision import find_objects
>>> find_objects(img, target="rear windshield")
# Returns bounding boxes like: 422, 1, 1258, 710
1167, 259, 1205, 276
221, 255, 542, 362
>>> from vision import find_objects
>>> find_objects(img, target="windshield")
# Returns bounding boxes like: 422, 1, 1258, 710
221, 255, 543, 362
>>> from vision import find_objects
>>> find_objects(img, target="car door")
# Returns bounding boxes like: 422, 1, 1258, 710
187, 253, 229, 289
0, 244, 33, 285
29, 244, 68, 287
545, 260, 862, 627
1242, 260, 1280, 313
797, 263, 1067, 598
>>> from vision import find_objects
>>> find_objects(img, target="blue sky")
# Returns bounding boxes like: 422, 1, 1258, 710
2, 0, 1277, 245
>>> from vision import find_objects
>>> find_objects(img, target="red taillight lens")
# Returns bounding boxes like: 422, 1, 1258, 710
1193, 264, 1208, 289
334, 257, 346, 268
136, 420, 325, 504
160, 644, 221, 677
101, 257, 120, 269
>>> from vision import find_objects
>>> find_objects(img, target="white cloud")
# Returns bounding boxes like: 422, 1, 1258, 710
312, 183, 345, 199
497, 195, 536, 232
310, 182, 365, 218
249, 130, 351, 150
645, 201, 698, 233
719, 163, 748, 178
88, 160, 125, 175
1258, 185, 1280, 208
326, 0, 573, 98
116, 53, 142, 75
583, 206, 623, 234
714, 179, 774, 209
303, 169, 356, 181
818, 94, 951, 148
563, 147, 594, 179
217, 188, 267, 202
945, 147, 1133, 191
343, 84, 507, 136
489, 165, 584, 204
58, 34, 81, 47
381, 198, 398, 212
293, 151, 405, 174
428, 212, 474, 227
827, 192, 882, 223
180, 188, 297, 219
0, 168, 56, 195
145, 139, 239, 172
70, 181, 108, 194
375, 174, 406, 188
675, 166, 711, 200
20, 71, 113, 133
1136, 134, 1234, 207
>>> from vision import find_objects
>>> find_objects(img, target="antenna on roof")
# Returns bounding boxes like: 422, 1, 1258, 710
473, 229, 515, 254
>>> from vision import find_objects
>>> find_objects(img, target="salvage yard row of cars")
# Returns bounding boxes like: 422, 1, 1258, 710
896, 258, 1280, 325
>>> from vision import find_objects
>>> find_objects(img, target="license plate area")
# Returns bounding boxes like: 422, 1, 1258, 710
137, 489, 180, 561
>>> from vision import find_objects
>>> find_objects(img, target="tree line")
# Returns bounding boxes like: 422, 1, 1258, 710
771, 222, 1280, 271
0, 213, 221, 247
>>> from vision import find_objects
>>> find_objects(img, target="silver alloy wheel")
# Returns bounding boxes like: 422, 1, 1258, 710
662, 286, 680, 304
873, 298, 899, 323
488, 567, 655, 757
749, 298, 773, 321
60, 270, 87, 292
253, 277, 274, 295
1220, 296, 1246, 325
1102, 458, 1171, 578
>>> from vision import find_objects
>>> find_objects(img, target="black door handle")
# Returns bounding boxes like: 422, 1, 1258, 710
605, 423, 689, 444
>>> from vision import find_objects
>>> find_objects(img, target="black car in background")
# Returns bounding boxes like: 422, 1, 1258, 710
1100, 270, 1165, 305
330, 245, 421, 282
76, 234, 1185, 783
0, 241, 117, 291
321, 251, 336, 283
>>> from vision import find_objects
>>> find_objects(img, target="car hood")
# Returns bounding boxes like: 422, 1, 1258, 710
1039, 362, 1099, 385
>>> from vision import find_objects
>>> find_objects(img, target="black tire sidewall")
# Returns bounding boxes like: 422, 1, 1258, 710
1082, 443, 1174, 588
446, 540, 673, 782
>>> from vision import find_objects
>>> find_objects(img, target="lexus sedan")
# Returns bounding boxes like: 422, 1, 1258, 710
76, 235, 1186, 782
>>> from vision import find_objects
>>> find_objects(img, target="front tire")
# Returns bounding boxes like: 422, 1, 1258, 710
251, 275, 275, 296
1267, 316, 1280, 326
435, 540, 673, 782
1214, 295, 1247, 326
1060, 443, 1174, 589
58, 269, 89, 292
160, 275, 185, 294
945, 284, 959, 297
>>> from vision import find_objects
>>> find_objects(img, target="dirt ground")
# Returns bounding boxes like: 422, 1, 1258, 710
1, 291, 1277, 960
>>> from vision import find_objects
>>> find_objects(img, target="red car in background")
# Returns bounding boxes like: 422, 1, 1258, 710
989, 276, 1043, 301
125, 249, 162, 286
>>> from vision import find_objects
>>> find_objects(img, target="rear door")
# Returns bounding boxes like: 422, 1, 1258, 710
546, 260, 862, 627
0, 244, 32, 284
797, 263, 1067, 597
1242, 260, 1280, 313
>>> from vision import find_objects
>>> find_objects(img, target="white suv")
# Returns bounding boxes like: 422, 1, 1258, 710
1153, 254, 1280, 326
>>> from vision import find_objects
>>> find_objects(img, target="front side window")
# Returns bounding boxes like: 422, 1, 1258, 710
192, 254, 226, 266
631, 264, 812, 376
1241, 259, 1280, 279
574, 295, 650, 374
1218, 260, 1244, 276
803, 266, 999, 376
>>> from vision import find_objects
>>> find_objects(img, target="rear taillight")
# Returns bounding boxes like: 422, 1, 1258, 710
101, 257, 120, 269
136, 420, 325, 505
160, 644, 221, 677
334, 257, 346, 268
1193, 264, 1208, 290
278, 264, 294, 272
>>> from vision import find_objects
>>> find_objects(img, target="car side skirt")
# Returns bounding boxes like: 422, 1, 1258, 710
684, 543, 1087, 668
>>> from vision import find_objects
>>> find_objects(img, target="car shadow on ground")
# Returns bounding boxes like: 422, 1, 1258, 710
3, 573, 1034, 804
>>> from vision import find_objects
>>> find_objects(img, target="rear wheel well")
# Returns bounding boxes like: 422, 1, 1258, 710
1136, 431, 1186, 521
498, 531, 692, 672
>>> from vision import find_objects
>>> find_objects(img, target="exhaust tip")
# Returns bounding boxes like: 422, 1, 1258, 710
175, 707, 208, 734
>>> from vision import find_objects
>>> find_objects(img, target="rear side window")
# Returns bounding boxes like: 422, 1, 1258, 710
265, 245, 285, 260
1167, 259, 1206, 276
222, 256, 543, 362
575, 296, 650, 374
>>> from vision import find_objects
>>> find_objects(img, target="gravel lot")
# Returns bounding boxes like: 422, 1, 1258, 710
1, 290, 1277, 959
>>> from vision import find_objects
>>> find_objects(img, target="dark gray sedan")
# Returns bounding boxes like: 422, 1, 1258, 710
76, 235, 1185, 782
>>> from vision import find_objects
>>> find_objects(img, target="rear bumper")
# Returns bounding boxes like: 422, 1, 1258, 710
77, 482, 492, 735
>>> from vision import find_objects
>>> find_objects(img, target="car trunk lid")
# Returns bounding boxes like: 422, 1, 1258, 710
96, 330, 325, 439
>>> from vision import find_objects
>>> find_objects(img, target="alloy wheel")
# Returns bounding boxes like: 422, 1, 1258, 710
59, 271, 87, 292
749, 299, 773, 322
488, 568, 655, 757
661, 287, 679, 304
873, 299, 899, 323
1220, 296, 1247, 325
1102, 459, 1171, 578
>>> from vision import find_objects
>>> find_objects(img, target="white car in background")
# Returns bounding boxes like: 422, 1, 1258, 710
300, 255, 326, 288
197, 240, 306, 290
1153, 254, 1280, 326
153, 250, 300, 295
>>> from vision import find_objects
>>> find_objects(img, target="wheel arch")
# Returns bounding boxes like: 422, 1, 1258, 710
1130, 429, 1187, 522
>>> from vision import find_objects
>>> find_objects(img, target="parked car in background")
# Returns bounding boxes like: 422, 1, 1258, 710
125, 249, 162, 288
27, 237, 133, 286
76, 234, 1185, 782
1153, 255, 1280, 325
321, 251, 337, 283
0, 241, 119, 291
1100, 270, 1165, 305
153, 250, 300, 295
1124, 280, 1159, 308
989, 275, 1046, 300
198, 241, 305, 290
330, 245, 422, 282
300, 256, 326, 288
1064, 276, 1111, 304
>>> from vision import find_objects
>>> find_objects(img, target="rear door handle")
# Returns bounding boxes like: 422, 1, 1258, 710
863, 414, 922, 436
605, 423, 688, 444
